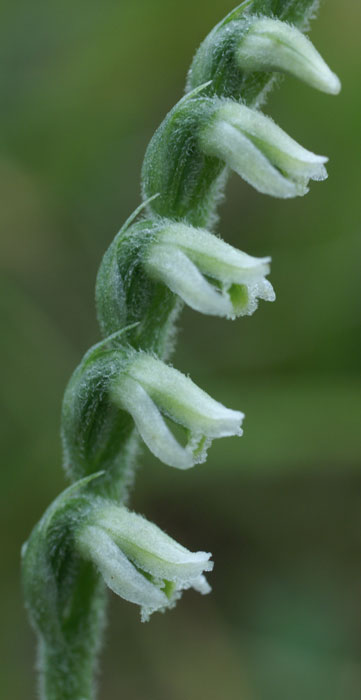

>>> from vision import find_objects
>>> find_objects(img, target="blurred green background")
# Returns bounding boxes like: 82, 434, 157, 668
1, 1, 360, 698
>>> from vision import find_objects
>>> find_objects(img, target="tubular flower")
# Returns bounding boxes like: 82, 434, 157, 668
236, 17, 341, 95
76, 503, 213, 621
144, 221, 275, 318
111, 353, 244, 469
200, 99, 328, 198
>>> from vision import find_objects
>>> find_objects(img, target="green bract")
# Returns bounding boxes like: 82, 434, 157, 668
22, 2, 340, 699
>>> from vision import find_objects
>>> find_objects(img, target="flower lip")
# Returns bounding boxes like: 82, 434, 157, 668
237, 17, 341, 95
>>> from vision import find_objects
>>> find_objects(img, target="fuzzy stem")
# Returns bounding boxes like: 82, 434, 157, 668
38, 564, 106, 700
39, 643, 95, 700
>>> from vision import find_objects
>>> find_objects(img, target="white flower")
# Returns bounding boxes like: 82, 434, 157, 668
111, 352, 244, 469
144, 221, 275, 318
200, 99, 328, 198
76, 503, 213, 621
237, 18, 341, 95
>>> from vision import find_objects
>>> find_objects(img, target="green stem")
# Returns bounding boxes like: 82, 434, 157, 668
39, 643, 95, 700
38, 564, 106, 700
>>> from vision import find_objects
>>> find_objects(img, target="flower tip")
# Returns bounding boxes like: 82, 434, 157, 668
323, 70, 342, 95
301, 153, 328, 183
288, 183, 309, 199
309, 59, 341, 95
313, 153, 328, 165
189, 551, 214, 571
216, 407, 244, 438
313, 163, 328, 182
260, 279, 276, 304
192, 574, 212, 595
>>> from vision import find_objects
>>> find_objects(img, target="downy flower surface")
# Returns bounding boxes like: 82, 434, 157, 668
237, 17, 341, 95
76, 502, 213, 621
144, 221, 275, 318
200, 99, 328, 198
112, 352, 244, 469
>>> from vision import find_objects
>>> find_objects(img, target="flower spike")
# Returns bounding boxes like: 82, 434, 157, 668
112, 353, 244, 469
22, 3, 341, 697
237, 18, 341, 95
200, 99, 328, 198
145, 221, 275, 318
76, 503, 213, 621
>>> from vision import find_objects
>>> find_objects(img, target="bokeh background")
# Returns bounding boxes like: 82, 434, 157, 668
1, 1, 360, 698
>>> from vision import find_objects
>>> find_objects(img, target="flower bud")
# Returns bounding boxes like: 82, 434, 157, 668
111, 353, 244, 469
200, 99, 328, 198
144, 222, 275, 318
76, 503, 213, 621
237, 18, 341, 95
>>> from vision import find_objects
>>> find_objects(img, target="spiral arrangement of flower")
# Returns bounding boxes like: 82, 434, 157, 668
22, 2, 340, 698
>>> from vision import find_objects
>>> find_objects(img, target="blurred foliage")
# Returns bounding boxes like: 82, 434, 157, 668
1, 1, 360, 698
